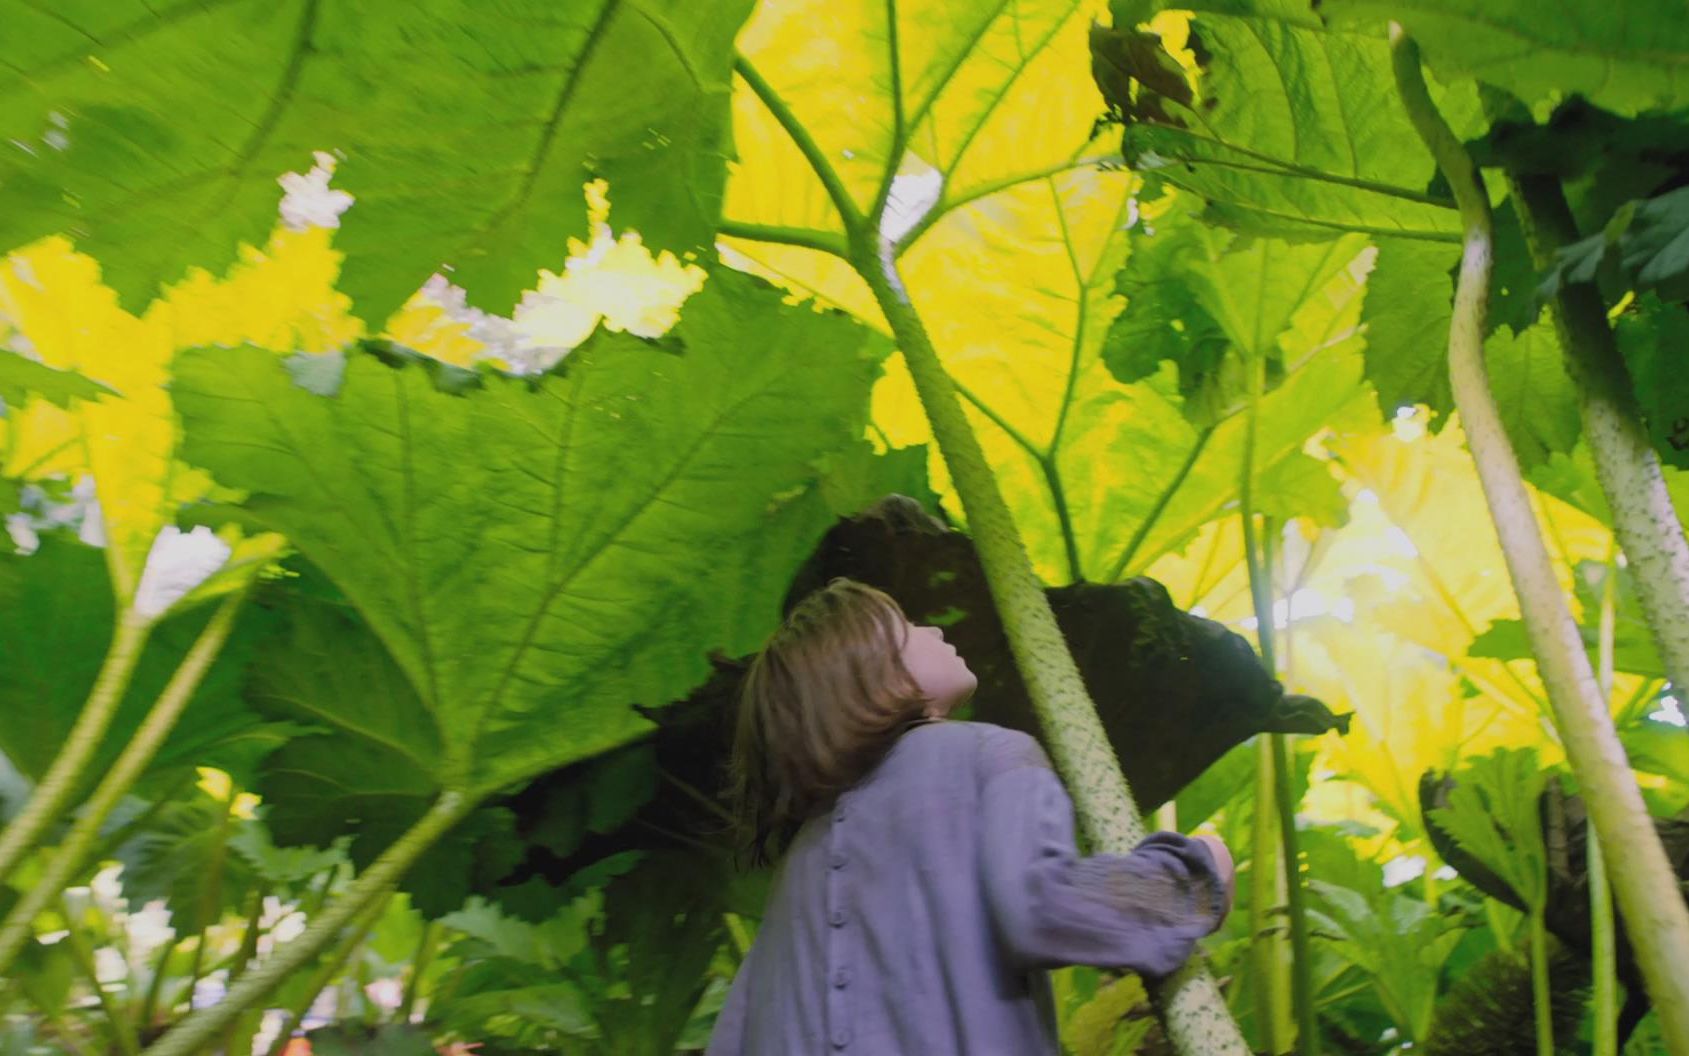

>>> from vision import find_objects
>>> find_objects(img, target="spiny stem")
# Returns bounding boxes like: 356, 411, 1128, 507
1390, 24, 1689, 1053
849, 225, 1251, 1056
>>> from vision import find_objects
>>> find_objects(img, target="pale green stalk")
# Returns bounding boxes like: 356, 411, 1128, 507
1389, 27, 1689, 1052
0, 609, 153, 884
740, 47, 1254, 1056
0, 593, 244, 975
1242, 351, 1316, 1056
1592, 554, 1619, 1056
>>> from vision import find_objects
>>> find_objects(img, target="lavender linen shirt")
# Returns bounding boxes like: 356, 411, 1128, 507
706, 720, 1227, 1056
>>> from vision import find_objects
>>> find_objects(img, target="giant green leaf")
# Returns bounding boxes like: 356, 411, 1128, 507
0, 0, 752, 321
1091, 12, 1478, 241
1318, 0, 1689, 118
174, 269, 889, 802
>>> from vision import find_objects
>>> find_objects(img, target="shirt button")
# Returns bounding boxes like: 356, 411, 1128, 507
834, 806, 848, 822
831, 1029, 851, 1049
832, 968, 851, 989
829, 851, 846, 870
829, 909, 846, 928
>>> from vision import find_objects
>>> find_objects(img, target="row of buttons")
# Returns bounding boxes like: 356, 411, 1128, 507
827, 798, 851, 1049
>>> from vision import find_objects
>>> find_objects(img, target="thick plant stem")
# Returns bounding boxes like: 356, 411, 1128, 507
1592, 556, 1619, 1056
0, 608, 153, 884
1243, 357, 1317, 1055
0, 594, 244, 975
1391, 27, 1689, 1054
1503, 166, 1689, 699
849, 231, 1252, 1056
145, 791, 476, 1056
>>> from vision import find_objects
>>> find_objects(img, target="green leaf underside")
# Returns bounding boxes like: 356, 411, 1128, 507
174, 269, 888, 796
1317, 0, 1689, 118
1095, 13, 1478, 241
0, 0, 752, 320
1545, 186, 1689, 305
1093, 207, 1371, 571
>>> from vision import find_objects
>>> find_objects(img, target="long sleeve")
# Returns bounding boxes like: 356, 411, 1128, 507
978, 728, 1228, 979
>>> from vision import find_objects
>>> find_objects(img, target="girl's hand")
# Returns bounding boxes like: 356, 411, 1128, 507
1192, 835, 1236, 911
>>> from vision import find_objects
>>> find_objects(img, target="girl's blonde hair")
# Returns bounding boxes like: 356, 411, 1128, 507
729, 578, 928, 865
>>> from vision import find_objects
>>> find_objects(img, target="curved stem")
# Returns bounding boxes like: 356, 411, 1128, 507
1501, 156, 1689, 699
396, 919, 439, 1025
734, 56, 864, 233
1591, 552, 1619, 1056
848, 229, 1251, 1055
718, 220, 849, 258
144, 791, 476, 1056
0, 594, 242, 975
0, 608, 153, 884
1391, 26, 1689, 1054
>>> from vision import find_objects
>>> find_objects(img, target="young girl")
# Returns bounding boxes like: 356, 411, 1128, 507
708, 578, 1235, 1056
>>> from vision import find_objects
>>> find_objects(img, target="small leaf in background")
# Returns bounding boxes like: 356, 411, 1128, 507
0, 350, 115, 411
1616, 293, 1689, 470
1426, 748, 1551, 912
1092, 11, 1472, 240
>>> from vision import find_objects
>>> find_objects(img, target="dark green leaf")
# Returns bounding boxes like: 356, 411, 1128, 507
0, 350, 115, 411
1091, 16, 1471, 241
1545, 187, 1689, 305
1362, 239, 1454, 423
0, 0, 754, 320
1483, 317, 1580, 469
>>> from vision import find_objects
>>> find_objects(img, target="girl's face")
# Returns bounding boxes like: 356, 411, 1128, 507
898, 616, 978, 718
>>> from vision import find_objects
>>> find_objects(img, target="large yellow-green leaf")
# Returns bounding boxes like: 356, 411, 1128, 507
0, 0, 752, 321
173, 269, 889, 796
725, 2, 1377, 587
